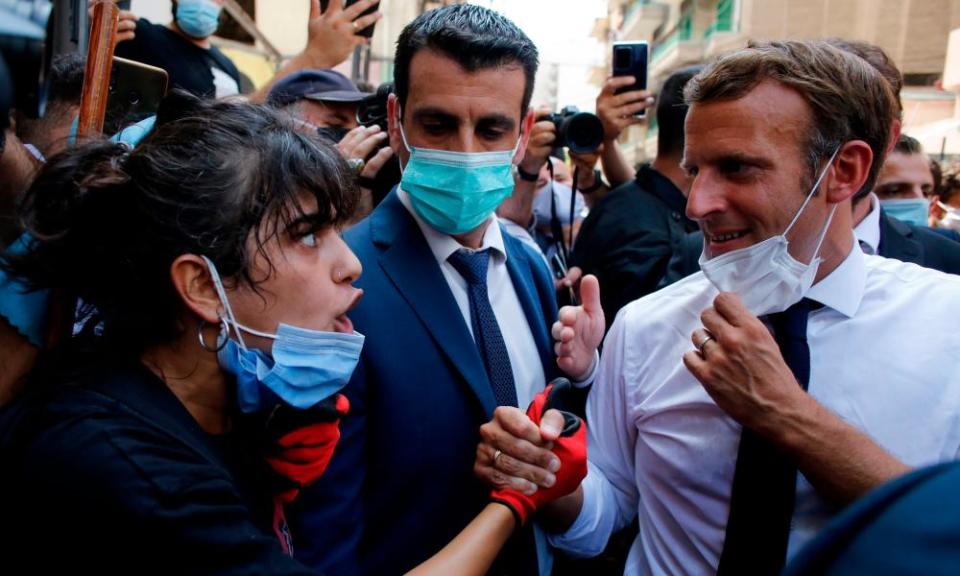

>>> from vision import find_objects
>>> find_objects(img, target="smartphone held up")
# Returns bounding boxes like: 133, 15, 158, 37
612, 41, 649, 117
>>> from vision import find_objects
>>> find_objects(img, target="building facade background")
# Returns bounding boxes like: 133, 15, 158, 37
595, 0, 960, 164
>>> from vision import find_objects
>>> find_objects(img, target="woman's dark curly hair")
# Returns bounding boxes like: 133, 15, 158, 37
3, 93, 358, 357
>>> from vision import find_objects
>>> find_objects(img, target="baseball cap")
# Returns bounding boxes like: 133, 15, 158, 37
266, 69, 370, 109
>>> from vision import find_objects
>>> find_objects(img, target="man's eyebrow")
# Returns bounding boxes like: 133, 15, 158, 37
713, 151, 775, 168
476, 114, 516, 131
411, 107, 460, 126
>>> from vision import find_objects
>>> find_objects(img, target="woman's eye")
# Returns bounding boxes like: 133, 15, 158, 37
298, 232, 318, 247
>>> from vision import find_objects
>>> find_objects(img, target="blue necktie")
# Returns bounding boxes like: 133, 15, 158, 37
718, 298, 821, 576
448, 249, 518, 408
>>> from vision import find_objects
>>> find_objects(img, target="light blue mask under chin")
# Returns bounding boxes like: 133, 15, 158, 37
881, 198, 930, 228
398, 116, 519, 235
218, 324, 364, 413
201, 256, 364, 413
176, 0, 222, 39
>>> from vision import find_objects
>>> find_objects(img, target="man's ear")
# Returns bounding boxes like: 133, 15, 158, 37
170, 254, 222, 325
387, 93, 406, 165
885, 119, 902, 159
514, 107, 536, 165
931, 198, 946, 223
827, 140, 873, 205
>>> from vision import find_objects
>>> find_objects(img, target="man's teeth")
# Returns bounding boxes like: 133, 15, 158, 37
711, 231, 746, 242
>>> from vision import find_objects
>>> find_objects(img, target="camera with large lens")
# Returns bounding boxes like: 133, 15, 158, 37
544, 106, 604, 154
356, 81, 393, 133
354, 81, 400, 207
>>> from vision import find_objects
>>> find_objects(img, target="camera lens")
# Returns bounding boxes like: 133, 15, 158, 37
564, 113, 604, 154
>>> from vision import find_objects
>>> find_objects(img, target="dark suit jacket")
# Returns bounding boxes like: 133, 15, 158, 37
878, 210, 960, 274
290, 191, 559, 576
784, 462, 960, 576
570, 165, 697, 330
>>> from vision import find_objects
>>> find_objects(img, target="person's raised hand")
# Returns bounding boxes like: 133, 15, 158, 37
552, 274, 604, 380
88, 0, 137, 42
304, 0, 382, 69
596, 76, 655, 142
485, 381, 588, 526
519, 106, 557, 176
682, 292, 812, 436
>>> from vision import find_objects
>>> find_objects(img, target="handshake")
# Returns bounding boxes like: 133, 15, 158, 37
476, 379, 588, 527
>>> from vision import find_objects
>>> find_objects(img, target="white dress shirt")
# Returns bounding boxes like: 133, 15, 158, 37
853, 192, 882, 255
549, 242, 960, 575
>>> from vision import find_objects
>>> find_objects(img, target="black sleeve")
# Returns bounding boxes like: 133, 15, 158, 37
573, 199, 673, 329
15, 413, 316, 575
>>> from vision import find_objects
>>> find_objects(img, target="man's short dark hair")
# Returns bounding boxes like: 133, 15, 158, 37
893, 133, 923, 155
656, 65, 701, 158
393, 4, 539, 117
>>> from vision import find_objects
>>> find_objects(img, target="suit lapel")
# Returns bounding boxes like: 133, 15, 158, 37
879, 210, 924, 264
371, 193, 497, 417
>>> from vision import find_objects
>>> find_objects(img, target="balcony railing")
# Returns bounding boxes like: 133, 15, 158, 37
622, 0, 654, 26
651, 26, 693, 65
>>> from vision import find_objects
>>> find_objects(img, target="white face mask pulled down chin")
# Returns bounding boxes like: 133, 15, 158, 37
698, 147, 840, 317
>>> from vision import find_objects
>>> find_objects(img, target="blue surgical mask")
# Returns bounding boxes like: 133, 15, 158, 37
398, 111, 520, 235
881, 198, 930, 227
201, 256, 364, 413
176, 0, 222, 39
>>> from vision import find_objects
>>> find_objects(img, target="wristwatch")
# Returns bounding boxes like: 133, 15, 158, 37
578, 169, 605, 194
515, 163, 541, 182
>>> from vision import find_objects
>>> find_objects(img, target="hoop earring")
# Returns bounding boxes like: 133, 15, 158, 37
197, 317, 229, 352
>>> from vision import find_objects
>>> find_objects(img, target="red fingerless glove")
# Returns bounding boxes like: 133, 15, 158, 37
491, 379, 588, 526
265, 394, 350, 504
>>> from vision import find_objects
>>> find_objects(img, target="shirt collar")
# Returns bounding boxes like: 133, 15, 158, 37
636, 164, 698, 232
805, 235, 866, 318
853, 193, 881, 255
397, 187, 507, 263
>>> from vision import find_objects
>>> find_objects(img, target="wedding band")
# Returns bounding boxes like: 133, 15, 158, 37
697, 334, 714, 355
347, 157, 365, 174
352, 21, 359, 30
493, 449, 503, 466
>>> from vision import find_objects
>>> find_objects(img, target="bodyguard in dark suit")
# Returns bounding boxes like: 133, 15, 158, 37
784, 461, 960, 576
290, 6, 603, 575
854, 191, 960, 275
570, 68, 700, 329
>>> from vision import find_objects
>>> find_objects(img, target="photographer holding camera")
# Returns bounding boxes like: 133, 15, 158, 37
498, 106, 606, 291
267, 69, 397, 223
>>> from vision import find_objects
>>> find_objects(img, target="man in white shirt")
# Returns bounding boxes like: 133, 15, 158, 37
475, 39, 960, 575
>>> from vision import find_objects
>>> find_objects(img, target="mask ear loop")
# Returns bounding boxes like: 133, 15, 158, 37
783, 145, 842, 265
201, 255, 248, 350
783, 146, 841, 237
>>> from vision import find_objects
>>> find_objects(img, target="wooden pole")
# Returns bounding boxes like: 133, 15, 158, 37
76, 1, 118, 140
